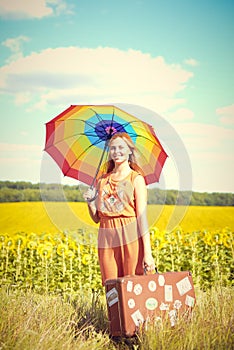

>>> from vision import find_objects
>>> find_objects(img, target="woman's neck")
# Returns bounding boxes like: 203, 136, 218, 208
112, 161, 131, 180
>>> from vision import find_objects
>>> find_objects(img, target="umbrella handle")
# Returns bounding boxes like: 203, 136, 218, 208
86, 188, 98, 203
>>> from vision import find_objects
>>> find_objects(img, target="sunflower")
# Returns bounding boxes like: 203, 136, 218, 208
56, 243, 69, 257
27, 233, 38, 241
37, 243, 53, 259
164, 232, 177, 246
222, 235, 233, 249
150, 227, 160, 240
67, 239, 78, 251
211, 254, 219, 262
77, 243, 84, 253
0, 234, 7, 249
27, 240, 38, 250
203, 231, 216, 246
5, 237, 15, 250
153, 236, 166, 250
187, 233, 198, 247
0, 234, 6, 243
14, 234, 27, 249
180, 232, 192, 246
41, 233, 54, 244
65, 250, 75, 259
82, 253, 91, 265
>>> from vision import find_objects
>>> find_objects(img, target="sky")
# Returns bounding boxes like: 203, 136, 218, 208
0, 0, 233, 194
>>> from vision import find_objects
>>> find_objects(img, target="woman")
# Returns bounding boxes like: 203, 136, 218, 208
83, 132, 155, 285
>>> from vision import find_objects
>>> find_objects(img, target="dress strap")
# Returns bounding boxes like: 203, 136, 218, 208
130, 170, 142, 183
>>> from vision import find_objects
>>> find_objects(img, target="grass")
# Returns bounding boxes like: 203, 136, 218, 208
0, 288, 112, 350
0, 202, 234, 235
0, 286, 233, 350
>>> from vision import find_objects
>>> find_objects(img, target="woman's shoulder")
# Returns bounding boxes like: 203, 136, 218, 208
131, 169, 144, 179
131, 170, 145, 184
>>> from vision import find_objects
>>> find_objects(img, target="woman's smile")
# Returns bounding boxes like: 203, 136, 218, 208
109, 137, 131, 162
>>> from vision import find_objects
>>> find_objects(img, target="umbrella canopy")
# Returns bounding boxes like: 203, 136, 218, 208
44, 105, 168, 186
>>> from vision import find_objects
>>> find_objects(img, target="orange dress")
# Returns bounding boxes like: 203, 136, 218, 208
97, 170, 144, 285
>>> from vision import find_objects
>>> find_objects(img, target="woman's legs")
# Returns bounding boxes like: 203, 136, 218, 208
98, 247, 118, 285
98, 238, 144, 285
123, 238, 144, 276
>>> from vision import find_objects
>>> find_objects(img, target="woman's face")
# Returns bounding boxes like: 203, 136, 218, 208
109, 137, 131, 164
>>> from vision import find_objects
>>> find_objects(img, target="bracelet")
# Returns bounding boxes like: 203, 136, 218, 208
86, 192, 98, 203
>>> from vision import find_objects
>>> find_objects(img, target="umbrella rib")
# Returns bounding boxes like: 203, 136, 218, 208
110, 107, 115, 125
121, 120, 141, 129
63, 138, 104, 176
128, 133, 163, 149
89, 107, 117, 138
89, 108, 108, 136
98, 106, 115, 138
48, 118, 98, 130
118, 120, 163, 148
45, 132, 100, 150
89, 108, 104, 123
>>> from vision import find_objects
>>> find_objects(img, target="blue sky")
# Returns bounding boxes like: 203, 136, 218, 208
0, 0, 233, 193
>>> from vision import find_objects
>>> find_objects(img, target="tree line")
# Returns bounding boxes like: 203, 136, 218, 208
0, 181, 233, 206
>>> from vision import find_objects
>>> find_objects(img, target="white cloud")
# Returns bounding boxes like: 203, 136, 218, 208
0, 143, 43, 182
0, 46, 193, 114
173, 122, 234, 153
0, 143, 41, 152
15, 92, 31, 105
171, 122, 234, 192
2, 36, 30, 53
0, 0, 72, 19
2, 35, 30, 63
216, 104, 234, 125
166, 108, 194, 122
184, 58, 199, 67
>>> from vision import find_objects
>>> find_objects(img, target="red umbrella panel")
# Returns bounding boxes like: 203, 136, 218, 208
45, 105, 168, 186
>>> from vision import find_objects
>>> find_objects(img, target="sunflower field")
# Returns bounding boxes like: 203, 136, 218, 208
0, 226, 233, 294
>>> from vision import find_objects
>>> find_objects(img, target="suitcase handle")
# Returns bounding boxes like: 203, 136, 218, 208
144, 267, 159, 275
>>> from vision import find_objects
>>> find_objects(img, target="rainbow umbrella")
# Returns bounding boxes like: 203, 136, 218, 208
45, 105, 168, 187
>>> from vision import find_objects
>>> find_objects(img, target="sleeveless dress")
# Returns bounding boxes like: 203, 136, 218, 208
97, 170, 144, 285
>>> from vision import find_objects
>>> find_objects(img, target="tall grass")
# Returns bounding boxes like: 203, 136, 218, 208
141, 286, 234, 350
0, 287, 113, 350
0, 286, 233, 350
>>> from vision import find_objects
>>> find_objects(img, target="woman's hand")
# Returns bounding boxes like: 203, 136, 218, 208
143, 253, 155, 273
83, 187, 97, 203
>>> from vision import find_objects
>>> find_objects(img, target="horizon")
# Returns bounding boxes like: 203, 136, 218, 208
1, 178, 233, 195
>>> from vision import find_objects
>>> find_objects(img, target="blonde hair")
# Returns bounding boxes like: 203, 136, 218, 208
105, 132, 144, 176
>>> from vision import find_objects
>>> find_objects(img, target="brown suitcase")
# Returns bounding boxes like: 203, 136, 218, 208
105, 271, 196, 337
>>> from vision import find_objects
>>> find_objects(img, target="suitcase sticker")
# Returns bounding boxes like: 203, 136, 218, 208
105, 271, 196, 337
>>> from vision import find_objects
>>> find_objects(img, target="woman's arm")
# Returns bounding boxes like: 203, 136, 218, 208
87, 201, 100, 223
83, 187, 100, 224
134, 175, 155, 271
